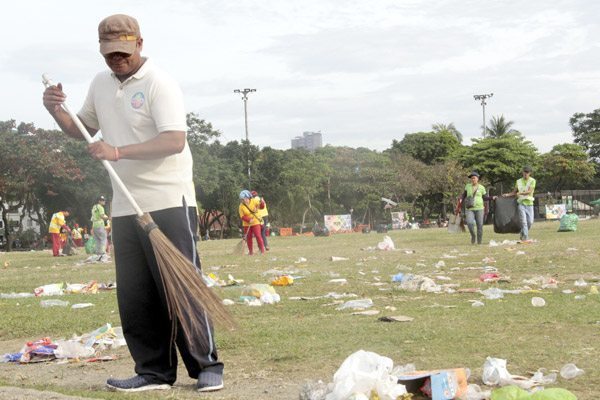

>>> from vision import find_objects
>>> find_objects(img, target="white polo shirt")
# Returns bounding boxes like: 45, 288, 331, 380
78, 59, 196, 217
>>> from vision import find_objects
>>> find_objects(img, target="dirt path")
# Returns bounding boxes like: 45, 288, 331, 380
0, 341, 304, 399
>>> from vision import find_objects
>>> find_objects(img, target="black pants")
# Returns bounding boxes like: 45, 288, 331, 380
112, 206, 223, 384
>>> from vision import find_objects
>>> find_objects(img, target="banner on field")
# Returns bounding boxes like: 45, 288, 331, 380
545, 204, 567, 220
391, 211, 405, 229
324, 214, 352, 233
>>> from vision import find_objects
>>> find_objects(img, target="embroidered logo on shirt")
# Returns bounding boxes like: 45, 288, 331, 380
131, 92, 145, 109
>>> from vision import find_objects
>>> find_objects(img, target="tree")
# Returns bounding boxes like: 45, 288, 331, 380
538, 143, 596, 191
486, 115, 519, 138
570, 108, 600, 161
390, 131, 461, 165
432, 122, 462, 143
0, 122, 83, 250
457, 134, 539, 188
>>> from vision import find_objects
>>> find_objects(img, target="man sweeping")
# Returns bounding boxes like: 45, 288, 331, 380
42, 14, 223, 392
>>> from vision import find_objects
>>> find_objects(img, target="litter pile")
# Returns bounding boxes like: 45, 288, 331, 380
301, 351, 580, 400
1, 323, 125, 364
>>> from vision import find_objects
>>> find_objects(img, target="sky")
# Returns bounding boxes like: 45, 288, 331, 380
2, 0, 599, 153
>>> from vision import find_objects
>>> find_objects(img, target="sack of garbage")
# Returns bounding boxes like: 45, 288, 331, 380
84, 237, 96, 254
376, 236, 395, 251
494, 198, 521, 234
325, 350, 407, 400
557, 213, 578, 232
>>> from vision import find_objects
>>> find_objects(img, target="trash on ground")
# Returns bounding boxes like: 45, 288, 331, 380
590, 286, 599, 295
324, 350, 408, 400
559, 363, 584, 379
34, 283, 65, 297
328, 278, 348, 285
391, 273, 404, 282
531, 297, 546, 307
482, 357, 556, 389
241, 284, 280, 305
397, 367, 468, 400
463, 383, 491, 400
574, 295, 586, 300
40, 299, 69, 307
222, 299, 235, 306
271, 275, 294, 286
378, 315, 414, 323
471, 300, 485, 307
289, 292, 358, 301
295, 257, 308, 263
480, 273, 501, 283
397, 274, 447, 293
489, 240, 518, 247
482, 257, 496, 264
2, 323, 125, 364
331, 256, 349, 262
71, 303, 94, 309
522, 276, 558, 289
435, 260, 446, 268
376, 235, 396, 251
0, 292, 35, 299
481, 288, 505, 300
352, 310, 380, 316
574, 278, 587, 287
336, 299, 373, 310
490, 385, 576, 400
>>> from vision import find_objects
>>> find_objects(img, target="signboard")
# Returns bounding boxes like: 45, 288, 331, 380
324, 214, 352, 233
545, 204, 567, 220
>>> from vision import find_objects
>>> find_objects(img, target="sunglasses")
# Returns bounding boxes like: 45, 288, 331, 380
104, 52, 133, 60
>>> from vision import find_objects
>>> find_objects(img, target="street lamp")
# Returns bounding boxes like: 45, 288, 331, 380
473, 93, 493, 138
234, 88, 256, 188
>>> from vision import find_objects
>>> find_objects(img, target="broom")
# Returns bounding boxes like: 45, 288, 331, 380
42, 74, 235, 348
233, 228, 249, 255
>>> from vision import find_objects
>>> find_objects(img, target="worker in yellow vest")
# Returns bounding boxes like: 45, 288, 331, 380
252, 191, 270, 251
48, 209, 71, 256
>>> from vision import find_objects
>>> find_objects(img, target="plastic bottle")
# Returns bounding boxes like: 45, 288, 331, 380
40, 299, 69, 307
560, 363, 584, 379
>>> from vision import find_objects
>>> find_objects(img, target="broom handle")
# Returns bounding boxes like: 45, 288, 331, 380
42, 74, 144, 217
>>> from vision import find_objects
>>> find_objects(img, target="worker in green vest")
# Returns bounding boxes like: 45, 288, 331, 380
503, 166, 536, 242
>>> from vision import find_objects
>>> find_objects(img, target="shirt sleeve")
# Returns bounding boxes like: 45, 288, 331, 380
77, 78, 100, 130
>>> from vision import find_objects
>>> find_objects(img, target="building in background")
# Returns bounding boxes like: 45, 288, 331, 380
291, 131, 323, 152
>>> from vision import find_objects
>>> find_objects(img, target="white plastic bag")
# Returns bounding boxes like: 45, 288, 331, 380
376, 236, 395, 251
325, 350, 407, 400
482, 357, 512, 386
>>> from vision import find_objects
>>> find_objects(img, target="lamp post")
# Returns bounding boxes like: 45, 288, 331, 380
473, 93, 493, 138
234, 88, 256, 188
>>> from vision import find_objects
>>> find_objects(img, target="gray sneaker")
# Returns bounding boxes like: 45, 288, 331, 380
106, 375, 171, 392
197, 370, 224, 392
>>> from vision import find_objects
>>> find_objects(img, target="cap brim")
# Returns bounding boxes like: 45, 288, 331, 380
100, 40, 136, 56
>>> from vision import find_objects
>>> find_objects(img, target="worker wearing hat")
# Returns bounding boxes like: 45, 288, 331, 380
43, 14, 223, 393
503, 166, 537, 242
457, 171, 489, 244
251, 190, 270, 250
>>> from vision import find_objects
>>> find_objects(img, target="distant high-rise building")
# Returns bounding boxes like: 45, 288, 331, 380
291, 131, 323, 152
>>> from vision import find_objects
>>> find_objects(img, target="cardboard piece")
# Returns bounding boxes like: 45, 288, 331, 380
397, 368, 468, 400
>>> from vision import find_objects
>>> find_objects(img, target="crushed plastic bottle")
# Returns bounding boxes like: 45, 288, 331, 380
336, 299, 373, 310
560, 363, 584, 380
40, 299, 69, 307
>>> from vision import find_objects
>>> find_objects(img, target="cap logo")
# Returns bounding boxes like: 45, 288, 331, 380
131, 92, 145, 109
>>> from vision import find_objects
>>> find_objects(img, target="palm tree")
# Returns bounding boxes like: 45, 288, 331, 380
432, 122, 462, 142
486, 115, 519, 138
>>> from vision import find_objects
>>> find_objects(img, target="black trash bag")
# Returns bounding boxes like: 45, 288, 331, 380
493, 197, 521, 234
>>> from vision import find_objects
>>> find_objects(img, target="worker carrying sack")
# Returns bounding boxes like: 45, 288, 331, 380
493, 197, 521, 234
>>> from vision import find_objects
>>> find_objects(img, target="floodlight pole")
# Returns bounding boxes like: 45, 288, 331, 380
234, 88, 257, 188
473, 93, 493, 138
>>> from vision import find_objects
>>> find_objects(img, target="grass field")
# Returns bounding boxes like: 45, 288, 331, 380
0, 219, 599, 399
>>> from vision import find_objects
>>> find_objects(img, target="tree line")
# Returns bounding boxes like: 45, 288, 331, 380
1, 109, 599, 250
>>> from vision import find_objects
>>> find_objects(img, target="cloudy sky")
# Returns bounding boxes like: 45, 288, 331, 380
2, 0, 599, 152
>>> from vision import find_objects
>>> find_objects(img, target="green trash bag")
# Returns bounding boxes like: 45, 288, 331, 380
530, 388, 577, 400
84, 237, 96, 254
491, 386, 531, 400
558, 213, 579, 232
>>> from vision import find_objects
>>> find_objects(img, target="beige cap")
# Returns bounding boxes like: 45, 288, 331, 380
98, 14, 140, 55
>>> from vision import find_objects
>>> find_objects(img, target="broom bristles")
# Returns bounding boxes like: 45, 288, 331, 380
137, 213, 236, 350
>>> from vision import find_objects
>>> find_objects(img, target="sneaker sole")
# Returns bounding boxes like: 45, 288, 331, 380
107, 383, 171, 392
197, 383, 224, 392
